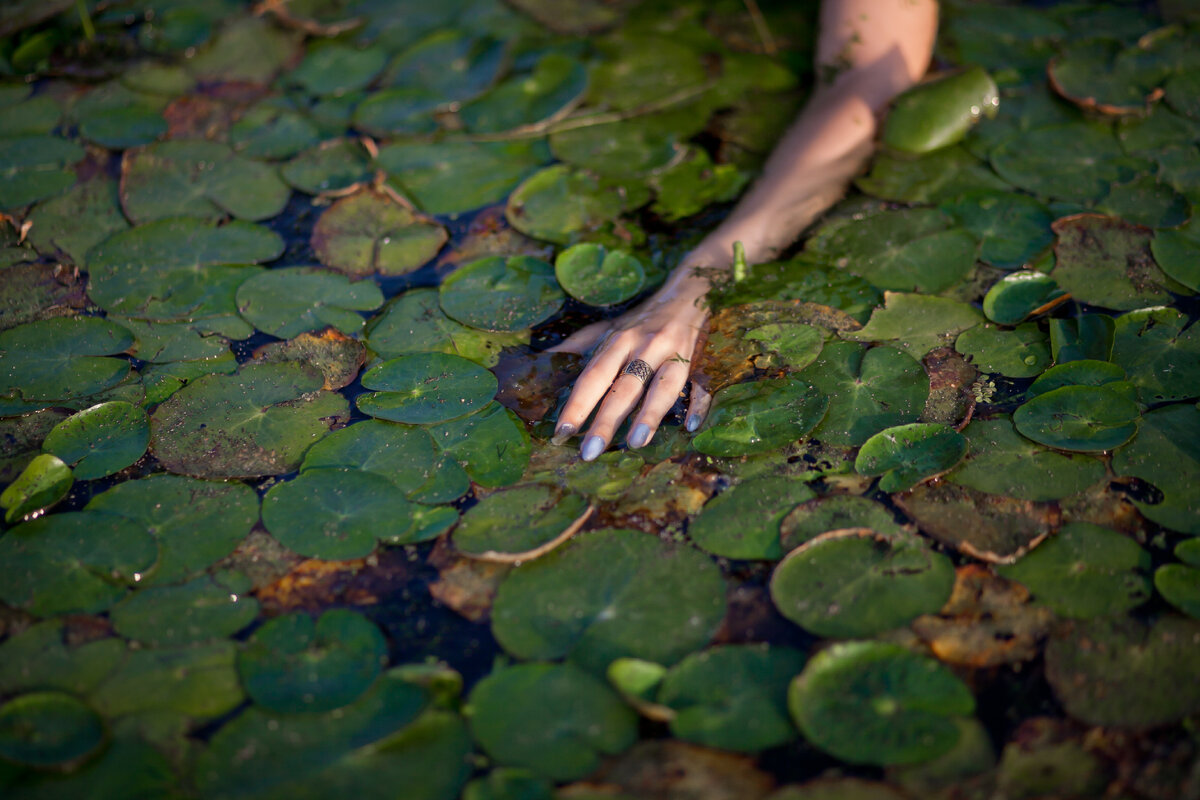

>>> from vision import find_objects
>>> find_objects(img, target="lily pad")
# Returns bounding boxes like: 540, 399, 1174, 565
282, 138, 374, 195
692, 377, 829, 457
991, 124, 1148, 202
0, 691, 104, 767
0, 136, 84, 210
311, 190, 447, 278
1029, 356, 1131, 400
1, 453, 72, 524
26, 172, 129, 267
42, 401, 149, 480
358, 353, 498, 424
981, 271, 1065, 324
1049, 314, 1116, 363
944, 192, 1054, 270
780, 496, 912, 551
238, 609, 387, 713
711, 257, 882, 322
352, 88, 441, 137
689, 476, 816, 561
1013, 385, 1139, 452
120, 140, 291, 224
110, 574, 259, 647
745, 323, 826, 369
85, 473, 259, 586
788, 641, 976, 765
843, 293, 984, 358
378, 139, 550, 216
0, 409, 68, 483
382, 29, 505, 103
798, 343, 929, 447
1051, 214, 1183, 310
491, 528, 726, 673
855, 423, 967, 492
1048, 37, 1179, 115
1151, 215, 1200, 291
0, 316, 133, 406
771, 531, 955, 639
548, 111, 693, 180
1156, 547, 1200, 619
1097, 173, 1190, 228
0, 619, 125, 697
1111, 306, 1200, 403
657, 644, 806, 752
554, 243, 645, 306
72, 82, 168, 149
236, 266, 383, 338
367, 288, 529, 368
250, 328, 366, 391
1112, 402, 1200, 534
506, 164, 643, 246
229, 97, 321, 159
439, 255, 564, 333
0, 511, 156, 616
856, 146, 1011, 205
427, 401, 531, 488
263, 468, 421, 559
468, 662, 638, 781
453, 484, 589, 560
883, 65, 999, 153
946, 417, 1105, 501
649, 144, 747, 222
955, 323, 1051, 378
184, 16, 300, 84
997, 522, 1151, 618
460, 52, 588, 133
1044, 614, 1200, 727
291, 42, 387, 96
90, 641, 243, 720
150, 362, 350, 479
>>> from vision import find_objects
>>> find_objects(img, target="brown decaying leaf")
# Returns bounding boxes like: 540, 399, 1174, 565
562, 740, 775, 800
894, 481, 1059, 564
164, 83, 269, 141
912, 564, 1054, 667
257, 549, 410, 615
493, 349, 583, 423
250, 327, 367, 390
1058, 483, 1148, 539
427, 559, 511, 623
920, 346, 977, 429
602, 460, 716, 533
213, 527, 303, 595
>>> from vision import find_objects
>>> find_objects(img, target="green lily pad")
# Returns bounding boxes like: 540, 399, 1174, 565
238, 609, 387, 713
506, 164, 643, 246
461, 52, 588, 133
1111, 306, 1200, 403
87, 217, 282, 335
693, 377, 829, 457
492, 528, 726, 673
843, 293, 984, 358
27, 172, 129, 267
649, 145, 748, 222
548, 110, 695, 180
1112, 403, 1200, 534
805, 208, 977, 293
1028, 357, 1130, 400
1151, 216, 1200, 292
236, 266, 383, 338
282, 138, 374, 195
0, 692, 104, 767
427, 401, 531, 488
471, 662, 639, 784
439, 255, 564, 333
141, 351, 239, 406
997, 522, 1151, 618
0, 619, 125, 697
0, 136, 84, 210
780, 496, 912, 551
0, 262, 85, 330
85, 474, 258, 585
883, 66, 999, 153
788, 641, 976, 765
1165, 68, 1200, 118
711, 257, 882, 322
943, 192, 1054, 269
0, 409, 68, 483
184, 15, 299, 83
657, 644, 806, 752
745, 323, 826, 369
554, 243, 645, 306
856, 146, 1011, 205
771, 531, 955, 638
367, 288, 529, 368
1049, 313, 1116, 363
1156, 541, 1200, 618
311, 190, 447, 278
1, 453, 72, 524
110, 574, 259, 647
453, 484, 588, 560
946, 417, 1105, 501
120, 140, 290, 224
1013, 385, 1139, 453
263, 468, 423, 559
0, 511, 156, 616
798, 343, 929, 447
352, 88, 441, 137
1097, 173, 1190, 228
90, 641, 243, 720
991, 124, 1148, 202
249, 328, 366, 391
855, 423, 967, 492
588, 34, 706, 111
0, 316, 133, 406
378, 139, 550, 217
1049, 37, 1180, 115
42, 401, 148, 480
291, 42, 387, 96
0, 93, 60, 137
1051, 214, 1185, 310
383, 29, 505, 103
358, 353, 498, 424
229, 97, 321, 160
462, 769, 553, 800
525, 446, 644, 501
955, 322, 1051, 378
981, 271, 1065, 324
150, 362, 350, 479
1045, 614, 1200, 727
71, 82, 168, 149
689, 476, 816, 561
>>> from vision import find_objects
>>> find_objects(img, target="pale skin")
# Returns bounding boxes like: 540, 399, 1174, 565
550, 0, 940, 460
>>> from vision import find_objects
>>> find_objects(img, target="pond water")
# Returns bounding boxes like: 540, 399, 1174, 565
1, 1, 1199, 798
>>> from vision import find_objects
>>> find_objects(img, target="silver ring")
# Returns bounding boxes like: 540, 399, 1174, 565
622, 359, 654, 384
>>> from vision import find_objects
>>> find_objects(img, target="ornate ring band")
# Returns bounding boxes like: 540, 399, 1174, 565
622, 359, 654, 384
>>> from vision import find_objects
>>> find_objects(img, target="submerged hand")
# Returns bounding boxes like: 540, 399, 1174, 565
548, 266, 715, 459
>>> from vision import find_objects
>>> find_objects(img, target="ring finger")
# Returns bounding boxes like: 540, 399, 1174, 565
579, 352, 663, 460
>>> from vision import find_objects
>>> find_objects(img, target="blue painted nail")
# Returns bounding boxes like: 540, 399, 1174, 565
580, 435, 605, 461
550, 422, 576, 445
628, 423, 651, 448
686, 414, 702, 432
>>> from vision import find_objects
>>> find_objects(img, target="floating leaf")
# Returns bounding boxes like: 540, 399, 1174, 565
856, 146, 1010, 205
689, 476, 815, 561
588, 35, 706, 111
27, 171, 129, 267
282, 138, 374, 195
771, 531, 955, 638
883, 66, 999, 153
439, 255, 564, 333
72, 82, 168, 149
492, 529, 726, 673
461, 52, 588, 133
150, 363, 350, 479
997, 522, 1151, 618
0, 262, 85, 331
1110, 306, 1200, 403
991, 124, 1147, 202
788, 641, 975, 766
0, 691, 104, 767
1048, 38, 1178, 115
291, 42, 387, 96
711, 257, 882, 322
955, 323, 1051, 378
692, 377, 829, 457
0, 619, 125, 697
1097, 173, 1190, 228
367, 288, 529, 368
0, 136, 84, 210
358, 353, 498, 424
943, 192, 1054, 269
236, 266, 383, 338
1156, 540, 1200, 619
353, 88, 441, 137
548, 111, 694, 180
981, 271, 1065, 325
1013, 385, 1139, 452
1112, 402, 1200, 534
1, 453, 72, 524
250, 328, 366, 391
0, 409, 67, 483
1150, 215, 1200, 292
855, 423, 967, 492
0, 316, 133, 406
452, 484, 588, 561
229, 97, 320, 159
779, 496, 912, 550
42, 401, 148, 480
1051, 214, 1183, 310
110, 574, 259, 647
378, 139, 550, 216
895, 482, 1056, 564
1048, 313, 1115, 363
238, 609, 387, 713
184, 16, 301, 84
427, 401, 530, 488
382, 29, 505, 103
649, 145, 747, 222
843, 292, 984, 358
90, 641, 243, 720
468, 662, 638, 781
745, 322, 826, 369
311, 190, 447, 278
554, 243, 645, 306
506, 164, 642, 246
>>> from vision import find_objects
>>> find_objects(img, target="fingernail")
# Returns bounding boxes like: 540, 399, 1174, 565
628, 423, 651, 448
580, 435, 605, 462
551, 422, 576, 445
686, 414, 702, 432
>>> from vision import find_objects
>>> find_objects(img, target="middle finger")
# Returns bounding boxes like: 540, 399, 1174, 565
579, 353, 662, 460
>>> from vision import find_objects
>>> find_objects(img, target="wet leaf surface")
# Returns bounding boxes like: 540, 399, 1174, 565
312, 190, 448, 278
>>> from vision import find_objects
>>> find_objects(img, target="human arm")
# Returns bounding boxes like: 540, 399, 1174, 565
551, 0, 939, 460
